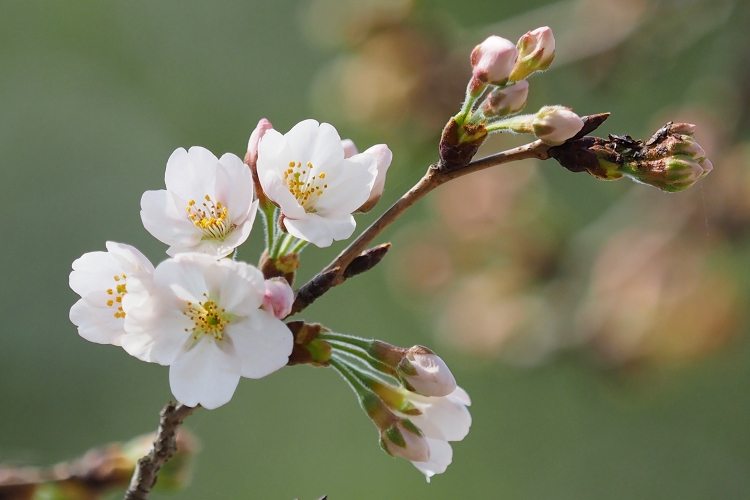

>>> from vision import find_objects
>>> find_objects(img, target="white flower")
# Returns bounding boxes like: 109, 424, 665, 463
69, 242, 154, 346
256, 119, 377, 247
470, 36, 519, 85
262, 278, 294, 319
398, 347, 457, 397
398, 387, 472, 482
141, 146, 258, 258
121, 254, 293, 409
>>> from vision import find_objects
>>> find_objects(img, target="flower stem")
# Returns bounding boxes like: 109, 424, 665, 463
261, 204, 276, 255
289, 238, 308, 254
325, 338, 397, 377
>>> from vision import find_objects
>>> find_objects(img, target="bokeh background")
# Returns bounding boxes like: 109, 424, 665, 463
2, 0, 750, 498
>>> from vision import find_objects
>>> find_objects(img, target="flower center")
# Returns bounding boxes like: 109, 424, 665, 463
283, 161, 329, 212
182, 294, 232, 341
105, 274, 128, 319
186, 195, 235, 240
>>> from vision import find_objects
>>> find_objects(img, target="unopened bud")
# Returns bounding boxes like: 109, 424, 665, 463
481, 80, 529, 117
381, 420, 430, 462
509, 27, 555, 82
246, 118, 274, 208
550, 122, 712, 192
398, 346, 457, 397
357, 144, 393, 213
262, 277, 294, 319
246, 118, 274, 167
470, 36, 519, 86
341, 139, 358, 159
622, 156, 707, 193
532, 106, 584, 145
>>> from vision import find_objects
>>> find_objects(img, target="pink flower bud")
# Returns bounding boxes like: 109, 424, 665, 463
482, 80, 529, 117
246, 118, 274, 167
262, 278, 294, 319
470, 36, 518, 85
532, 106, 584, 145
357, 144, 393, 213
341, 139, 358, 159
399, 347, 457, 397
381, 421, 430, 462
510, 27, 555, 82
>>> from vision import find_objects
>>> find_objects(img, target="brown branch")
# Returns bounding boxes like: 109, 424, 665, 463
123, 402, 196, 500
291, 114, 610, 316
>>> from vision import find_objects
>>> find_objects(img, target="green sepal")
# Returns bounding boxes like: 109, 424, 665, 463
384, 425, 406, 448
401, 418, 423, 437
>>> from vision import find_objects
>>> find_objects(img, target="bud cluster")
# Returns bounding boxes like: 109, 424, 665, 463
549, 122, 713, 192
440, 27, 585, 170
316, 331, 470, 481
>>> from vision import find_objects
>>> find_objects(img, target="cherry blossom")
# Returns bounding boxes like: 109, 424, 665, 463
141, 146, 258, 258
256, 119, 377, 247
121, 254, 293, 409
69, 242, 154, 346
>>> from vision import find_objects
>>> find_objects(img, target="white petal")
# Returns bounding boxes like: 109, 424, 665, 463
283, 212, 355, 248
164, 147, 218, 202
284, 119, 319, 160
256, 129, 287, 173
310, 122, 344, 169
448, 386, 472, 406
313, 156, 375, 215
106, 242, 155, 274
141, 190, 202, 248
408, 393, 472, 441
70, 297, 125, 345
203, 259, 265, 315
70, 252, 123, 297
229, 309, 293, 379
154, 255, 210, 303
412, 439, 453, 482
121, 301, 189, 365
259, 169, 307, 219
169, 335, 242, 409
361, 144, 392, 201
217, 153, 254, 224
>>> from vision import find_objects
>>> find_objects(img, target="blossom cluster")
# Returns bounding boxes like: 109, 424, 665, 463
68, 118, 469, 479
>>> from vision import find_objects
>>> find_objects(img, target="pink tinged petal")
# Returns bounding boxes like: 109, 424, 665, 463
361, 144, 392, 201
164, 147, 218, 202
106, 242, 155, 274
70, 252, 124, 297
169, 336, 242, 409
407, 391, 472, 441
203, 259, 265, 315
312, 156, 376, 215
412, 439, 453, 482
247, 118, 274, 162
69, 297, 125, 345
283, 212, 355, 248
341, 139, 358, 158
229, 309, 293, 379
262, 278, 294, 319
283, 119, 320, 160
141, 190, 202, 249
402, 352, 457, 397
310, 122, 345, 168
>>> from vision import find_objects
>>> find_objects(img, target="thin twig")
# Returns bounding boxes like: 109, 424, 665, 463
123, 402, 196, 500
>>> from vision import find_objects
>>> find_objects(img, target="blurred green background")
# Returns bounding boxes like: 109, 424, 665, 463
2, 0, 750, 499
